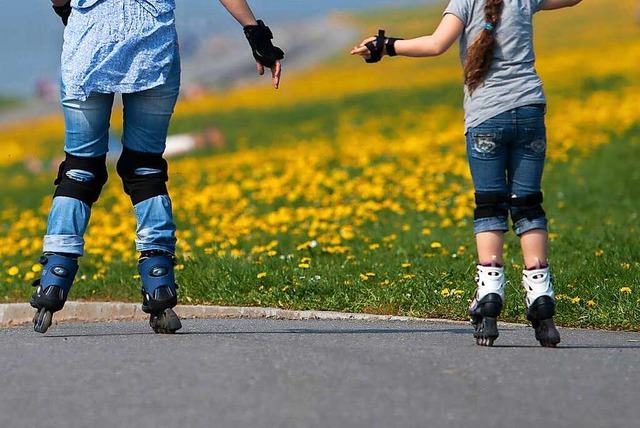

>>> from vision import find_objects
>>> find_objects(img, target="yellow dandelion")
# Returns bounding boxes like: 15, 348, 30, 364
369, 243, 380, 250
571, 297, 581, 304
620, 263, 631, 270
403, 274, 416, 279
440, 288, 450, 297
453, 289, 465, 296
298, 263, 310, 269
257, 272, 267, 279
620, 287, 632, 294
586, 300, 596, 308
401, 262, 412, 268
281, 285, 290, 292
7, 266, 19, 276
421, 228, 431, 236
267, 250, 277, 257
594, 249, 604, 257
31, 263, 42, 273
366, 272, 376, 277
359, 273, 369, 281
430, 242, 442, 249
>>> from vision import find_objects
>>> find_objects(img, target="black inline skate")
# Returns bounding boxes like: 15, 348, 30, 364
138, 250, 182, 334
523, 266, 560, 347
469, 264, 505, 347
30, 253, 79, 333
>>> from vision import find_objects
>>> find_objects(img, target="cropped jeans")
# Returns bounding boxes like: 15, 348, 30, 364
466, 105, 548, 236
43, 57, 181, 257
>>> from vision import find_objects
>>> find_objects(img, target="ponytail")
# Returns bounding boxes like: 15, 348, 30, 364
463, 0, 504, 95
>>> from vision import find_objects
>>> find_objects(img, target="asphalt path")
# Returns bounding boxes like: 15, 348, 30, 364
2, 318, 639, 428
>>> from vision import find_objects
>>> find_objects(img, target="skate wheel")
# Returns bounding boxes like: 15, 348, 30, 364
473, 317, 499, 347
149, 308, 182, 334
33, 309, 53, 334
535, 318, 560, 348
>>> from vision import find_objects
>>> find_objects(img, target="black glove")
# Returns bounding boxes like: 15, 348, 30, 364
53, 1, 72, 26
243, 20, 284, 68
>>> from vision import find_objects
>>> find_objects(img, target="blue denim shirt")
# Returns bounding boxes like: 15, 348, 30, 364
62, 0, 178, 101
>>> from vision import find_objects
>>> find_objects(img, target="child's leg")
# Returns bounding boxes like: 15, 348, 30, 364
119, 57, 181, 333
466, 115, 512, 346
32, 88, 114, 333
509, 105, 559, 347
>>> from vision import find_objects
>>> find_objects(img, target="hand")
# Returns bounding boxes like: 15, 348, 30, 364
350, 36, 379, 60
255, 59, 282, 90
244, 20, 285, 88
350, 30, 393, 63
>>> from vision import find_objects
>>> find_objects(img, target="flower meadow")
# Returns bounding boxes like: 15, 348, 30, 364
1, 1, 639, 328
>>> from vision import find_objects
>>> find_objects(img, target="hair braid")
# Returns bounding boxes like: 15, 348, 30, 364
463, 0, 504, 95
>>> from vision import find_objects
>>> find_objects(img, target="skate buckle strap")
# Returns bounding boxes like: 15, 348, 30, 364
38, 254, 79, 294
475, 265, 505, 302
138, 254, 176, 295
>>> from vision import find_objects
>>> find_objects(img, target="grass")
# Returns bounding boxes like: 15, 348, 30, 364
0, 1, 639, 330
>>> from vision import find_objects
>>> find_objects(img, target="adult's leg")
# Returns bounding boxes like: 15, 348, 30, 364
32, 87, 114, 332
119, 57, 181, 333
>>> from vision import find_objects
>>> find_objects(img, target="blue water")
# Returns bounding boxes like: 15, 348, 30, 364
0, 0, 433, 97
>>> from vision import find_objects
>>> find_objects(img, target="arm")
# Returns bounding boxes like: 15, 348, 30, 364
351, 13, 464, 60
539, 0, 583, 11
217, 0, 258, 26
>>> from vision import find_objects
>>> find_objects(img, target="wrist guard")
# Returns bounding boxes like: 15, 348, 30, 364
53, 1, 72, 26
364, 29, 403, 63
243, 20, 285, 68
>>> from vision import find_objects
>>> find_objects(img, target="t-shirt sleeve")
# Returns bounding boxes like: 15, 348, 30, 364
530, 0, 548, 13
443, 0, 469, 26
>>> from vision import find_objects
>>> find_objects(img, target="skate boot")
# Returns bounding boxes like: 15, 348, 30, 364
468, 264, 505, 346
523, 266, 560, 348
138, 250, 182, 334
30, 253, 79, 333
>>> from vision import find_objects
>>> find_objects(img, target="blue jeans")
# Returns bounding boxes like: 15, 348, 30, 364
43, 58, 181, 256
466, 105, 548, 236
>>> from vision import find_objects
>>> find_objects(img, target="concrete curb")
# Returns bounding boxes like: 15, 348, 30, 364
0, 301, 477, 329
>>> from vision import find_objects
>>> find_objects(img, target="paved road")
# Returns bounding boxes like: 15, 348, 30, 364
1, 318, 639, 428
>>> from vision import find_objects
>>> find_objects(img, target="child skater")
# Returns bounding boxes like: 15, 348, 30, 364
351, 0, 584, 347
30, 0, 284, 334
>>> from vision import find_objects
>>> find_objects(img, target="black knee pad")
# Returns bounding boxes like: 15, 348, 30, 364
116, 147, 169, 205
474, 192, 509, 220
510, 192, 546, 223
53, 153, 108, 207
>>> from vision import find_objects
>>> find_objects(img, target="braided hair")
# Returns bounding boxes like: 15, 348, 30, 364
463, 0, 504, 95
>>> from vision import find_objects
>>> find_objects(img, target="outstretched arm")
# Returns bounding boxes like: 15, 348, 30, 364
351, 13, 464, 60
217, 0, 283, 89
540, 0, 583, 11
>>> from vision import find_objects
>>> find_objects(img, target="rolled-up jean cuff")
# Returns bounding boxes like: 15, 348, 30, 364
135, 243, 176, 254
474, 216, 509, 234
43, 234, 85, 256
513, 217, 548, 236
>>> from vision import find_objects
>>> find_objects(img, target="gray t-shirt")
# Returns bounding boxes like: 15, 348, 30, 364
443, 0, 547, 130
